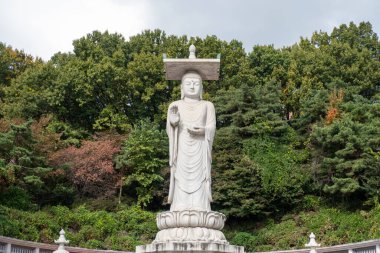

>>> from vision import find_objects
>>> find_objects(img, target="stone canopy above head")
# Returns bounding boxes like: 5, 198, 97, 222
163, 45, 221, 80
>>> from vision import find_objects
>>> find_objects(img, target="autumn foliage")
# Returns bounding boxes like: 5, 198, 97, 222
49, 139, 121, 197
325, 88, 344, 124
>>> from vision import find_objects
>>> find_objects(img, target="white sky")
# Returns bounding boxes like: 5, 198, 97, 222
1, 0, 379, 60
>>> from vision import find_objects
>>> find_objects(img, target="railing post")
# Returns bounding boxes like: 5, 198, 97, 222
348, 249, 354, 253
375, 244, 380, 253
35, 248, 40, 253
5, 244, 11, 253
53, 229, 69, 253
305, 233, 321, 253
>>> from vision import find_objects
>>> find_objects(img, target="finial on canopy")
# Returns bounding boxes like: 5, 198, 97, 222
163, 44, 220, 80
189, 45, 196, 59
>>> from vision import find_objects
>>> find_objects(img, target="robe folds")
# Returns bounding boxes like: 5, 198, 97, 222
166, 100, 216, 211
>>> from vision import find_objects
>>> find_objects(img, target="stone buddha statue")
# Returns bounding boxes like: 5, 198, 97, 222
137, 45, 244, 253
166, 71, 216, 212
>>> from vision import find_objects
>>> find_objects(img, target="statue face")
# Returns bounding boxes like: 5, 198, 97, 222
182, 74, 202, 99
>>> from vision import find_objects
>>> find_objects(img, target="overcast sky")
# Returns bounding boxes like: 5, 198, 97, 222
1, 0, 379, 60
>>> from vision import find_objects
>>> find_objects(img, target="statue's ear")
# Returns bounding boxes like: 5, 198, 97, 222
181, 84, 184, 99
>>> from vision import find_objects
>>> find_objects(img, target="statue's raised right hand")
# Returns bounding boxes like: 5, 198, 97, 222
169, 105, 180, 126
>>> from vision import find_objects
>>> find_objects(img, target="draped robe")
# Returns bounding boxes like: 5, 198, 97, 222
166, 100, 216, 211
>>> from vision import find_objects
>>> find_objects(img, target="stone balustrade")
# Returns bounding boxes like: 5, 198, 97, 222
1, 235, 380, 253
254, 238, 380, 253
0, 236, 132, 253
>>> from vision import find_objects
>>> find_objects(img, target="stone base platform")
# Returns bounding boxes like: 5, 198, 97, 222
136, 242, 244, 253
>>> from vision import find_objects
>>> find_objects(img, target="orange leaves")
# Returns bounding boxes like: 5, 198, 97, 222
325, 88, 344, 124
326, 108, 339, 124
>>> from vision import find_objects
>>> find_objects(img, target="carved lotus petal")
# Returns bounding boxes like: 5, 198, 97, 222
156, 210, 226, 230
154, 227, 227, 243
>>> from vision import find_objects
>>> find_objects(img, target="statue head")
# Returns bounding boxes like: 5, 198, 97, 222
181, 71, 203, 100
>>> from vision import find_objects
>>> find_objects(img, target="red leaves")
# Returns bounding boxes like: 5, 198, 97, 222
49, 138, 121, 197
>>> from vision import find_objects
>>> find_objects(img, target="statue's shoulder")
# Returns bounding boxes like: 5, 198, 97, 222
203, 100, 215, 109
168, 100, 181, 107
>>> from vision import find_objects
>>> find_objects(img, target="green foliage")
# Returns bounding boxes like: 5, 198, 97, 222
213, 80, 298, 217
0, 43, 38, 110
213, 153, 267, 217
311, 95, 380, 202
116, 205, 157, 237
214, 81, 289, 138
1, 62, 59, 119
58, 31, 131, 129
244, 137, 309, 212
4, 203, 380, 252
248, 45, 289, 86
294, 89, 329, 134
0, 204, 156, 251
0, 121, 45, 191
230, 232, 256, 252
0, 30, 250, 131
227, 207, 380, 251
93, 105, 131, 133
46, 119, 87, 147
0, 121, 73, 207
116, 119, 168, 207
0, 186, 32, 210
103, 235, 141, 251
299, 195, 323, 211
1, 21, 380, 244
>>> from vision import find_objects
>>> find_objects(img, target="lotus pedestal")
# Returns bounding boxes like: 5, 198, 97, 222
136, 210, 244, 253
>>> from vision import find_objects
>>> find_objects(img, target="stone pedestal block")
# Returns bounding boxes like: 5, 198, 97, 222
136, 242, 244, 253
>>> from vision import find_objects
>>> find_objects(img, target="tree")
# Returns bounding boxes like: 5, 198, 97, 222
243, 137, 309, 213
124, 52, 167, 123
1, 22, 379, 215
0, 43, 37, 106
1, 62, 59, 119
65, 31, 131, 129
311, 95, 380, 204
293, 88, 329, 135
248, 45, 289, 86
212, 79, 300, 217
213, 149, 267, 217
115, 120, 168, 207
0, 121, 73, 208
48, 137, 121, 198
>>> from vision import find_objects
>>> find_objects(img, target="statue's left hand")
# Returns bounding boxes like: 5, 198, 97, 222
188, 125, 205, 136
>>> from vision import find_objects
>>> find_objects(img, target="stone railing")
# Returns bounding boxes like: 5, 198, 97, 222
254, 238, 380, 253
0, 236, 133, 253
1, 234, 380, 253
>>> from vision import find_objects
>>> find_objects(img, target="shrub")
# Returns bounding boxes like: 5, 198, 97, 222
230, 232, 255, 252
0, 186, 32, 210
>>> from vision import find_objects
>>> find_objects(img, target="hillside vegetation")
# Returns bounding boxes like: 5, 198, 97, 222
0, 21, 379, 251
1, 204, 380, 251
